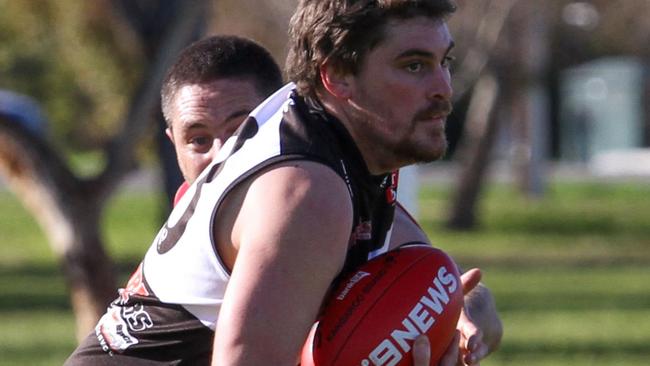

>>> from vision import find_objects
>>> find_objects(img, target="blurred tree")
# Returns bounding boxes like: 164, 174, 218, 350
0, 0, 208, 340
209, 0, 297, 67
445, 0, 520, 229
0, 0, 141, 150
446, 0, 650, 230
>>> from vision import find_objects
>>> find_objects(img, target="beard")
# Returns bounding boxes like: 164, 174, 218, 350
398, 98, 452, 163
349, 97, 452, 169
391, 121, 448, 164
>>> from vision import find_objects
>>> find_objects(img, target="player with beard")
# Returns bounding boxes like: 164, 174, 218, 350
203, 1, 500, 365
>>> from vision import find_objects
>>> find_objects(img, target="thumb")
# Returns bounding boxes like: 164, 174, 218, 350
412, 335, 431, 366
460, 268, 482, 295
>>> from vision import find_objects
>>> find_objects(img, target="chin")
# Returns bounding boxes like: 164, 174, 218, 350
418, 135, 448, 160
418, 148, 447, 163
396, 141, 447, 166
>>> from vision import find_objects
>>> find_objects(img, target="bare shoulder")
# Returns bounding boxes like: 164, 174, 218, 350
237, 160, 354, 240
214, 160, 353, 271
249, 160, 352, 204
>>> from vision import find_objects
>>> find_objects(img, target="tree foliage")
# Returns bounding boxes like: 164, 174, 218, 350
0, 0, 143, 150
0, 0, 208, 340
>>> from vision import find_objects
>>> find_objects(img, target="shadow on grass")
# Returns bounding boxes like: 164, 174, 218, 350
0, 261, 141, 312
488, 213, 650, 237
420, 215, 650, 237
496, 340, 650, 358
0, 344, 73, 366
492, 214, 618, 235
494, 292, 650, 312
454, 255, 650, 270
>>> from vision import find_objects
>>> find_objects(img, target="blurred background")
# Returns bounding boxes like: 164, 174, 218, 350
1, 0, 649, 365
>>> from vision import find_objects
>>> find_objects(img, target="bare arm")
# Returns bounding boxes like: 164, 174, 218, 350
211, 161, 353, 365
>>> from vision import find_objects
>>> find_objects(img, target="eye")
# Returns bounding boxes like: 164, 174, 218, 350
441, 55, 456, 68
405, 62, 424, 73
188, 135, 213, 153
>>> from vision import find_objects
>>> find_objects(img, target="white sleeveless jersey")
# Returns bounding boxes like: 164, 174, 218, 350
76, 84, 398, 364
142, 84, 296, 329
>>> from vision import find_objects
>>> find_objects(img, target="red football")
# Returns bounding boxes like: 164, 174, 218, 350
301, 244, 463, 366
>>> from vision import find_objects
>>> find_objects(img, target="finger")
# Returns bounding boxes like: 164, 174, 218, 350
460, 268, 482, 295
457, 305, 480, 351
412, 335, 431, 366
457, 315, 483, 366
437, 330, 460, 366
463, 342, 489, 366
459, 317, 482, 352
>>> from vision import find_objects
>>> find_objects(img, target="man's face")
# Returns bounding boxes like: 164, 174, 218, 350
166, 78, 264, 183
345, 17, 454, 172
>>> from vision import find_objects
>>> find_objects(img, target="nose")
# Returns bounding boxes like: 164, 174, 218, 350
208, 138, 224, 160
428, 65, 453, 102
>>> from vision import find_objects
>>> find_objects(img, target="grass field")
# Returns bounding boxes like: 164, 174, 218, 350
1, 180, 649, 365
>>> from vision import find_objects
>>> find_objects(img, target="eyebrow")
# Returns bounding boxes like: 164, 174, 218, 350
183, 121, 208, 131
396, 40, 456, 60
446, 40, 456, 55
179, 109, 251, 132
225, 109, 252, 123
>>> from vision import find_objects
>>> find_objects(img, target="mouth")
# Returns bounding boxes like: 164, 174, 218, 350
431, 114, 448, 121
418, 114, 447, 124
414, 101, 452, 123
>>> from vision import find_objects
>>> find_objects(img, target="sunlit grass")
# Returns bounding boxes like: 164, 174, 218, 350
0, 310, 76, 366
415, 182, 650, 366
1, 180, 649, 365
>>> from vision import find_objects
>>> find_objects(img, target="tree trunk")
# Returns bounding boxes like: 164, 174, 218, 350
642, 66, 650, 147
0, 0, 208, 341
446, 73, 501, 230
507, 2, 550, 198
443, 0, 519, 231
0, 120, 116, 338
509, 85, 549, 198
63, 220, 117, 337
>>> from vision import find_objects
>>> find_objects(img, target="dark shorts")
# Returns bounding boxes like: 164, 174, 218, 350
64, 331, 211, 366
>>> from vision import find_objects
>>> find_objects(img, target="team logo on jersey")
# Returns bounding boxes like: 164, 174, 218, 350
351, 220, 372, 242
122, 303, 154, 332
385, 171, 399, 205
96, 303, 153, 354
118, 263, 149, 304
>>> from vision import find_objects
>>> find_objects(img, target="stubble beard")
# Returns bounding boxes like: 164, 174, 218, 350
396, 98, 453, 165
347, 92, 452, 171
393, 120, 448, 165
351, 108, 448, 171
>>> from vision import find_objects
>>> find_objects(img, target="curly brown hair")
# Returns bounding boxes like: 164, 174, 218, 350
285, 0, 456, 97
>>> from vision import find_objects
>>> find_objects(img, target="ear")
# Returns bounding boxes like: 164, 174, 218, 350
319, 60, 353, 99
165, 127, 175, 145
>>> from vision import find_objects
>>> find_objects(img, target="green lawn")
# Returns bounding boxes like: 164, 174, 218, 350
1, 181, 649, 365
420, 182, 650, 366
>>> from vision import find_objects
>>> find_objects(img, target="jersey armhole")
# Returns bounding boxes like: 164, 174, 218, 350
396, 201, 423, 230
208, 154, 354, 276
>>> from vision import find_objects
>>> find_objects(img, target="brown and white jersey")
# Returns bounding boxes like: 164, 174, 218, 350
65, 83, 398, 365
